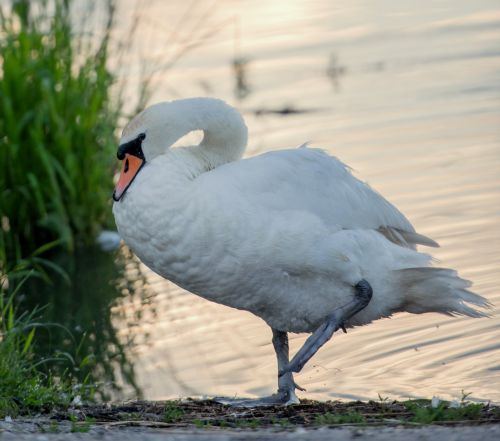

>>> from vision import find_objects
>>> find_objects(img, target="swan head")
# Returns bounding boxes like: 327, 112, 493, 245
112, 97, 248, 201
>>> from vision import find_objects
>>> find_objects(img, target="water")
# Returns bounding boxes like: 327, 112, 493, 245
43, 0, 500, 402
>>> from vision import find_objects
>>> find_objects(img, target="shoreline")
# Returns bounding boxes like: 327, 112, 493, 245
1, 398, 499, 439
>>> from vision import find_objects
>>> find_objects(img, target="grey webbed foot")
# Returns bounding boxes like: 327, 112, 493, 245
214, 372, 300, 407
214, 387, 299, 408
280, 279, 373, 376
215, 328, 301, 407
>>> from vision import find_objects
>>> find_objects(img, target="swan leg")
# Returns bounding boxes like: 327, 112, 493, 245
214, 329, 301, 407
215, 281, 372, 407
280, 279, 373, 376
272, 329, 301, 405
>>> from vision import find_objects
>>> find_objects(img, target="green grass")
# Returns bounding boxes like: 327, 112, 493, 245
49, 420, 61, 433
0, 272, 94, 417
163, 401, 185, 423
0, 0, 121, 267
238, 418, 260, 429
193, 419, 212, 428
315, 410, 366, 425
270, 417, 290, 428
70, 415, 95, 433
403, 399, 484, 424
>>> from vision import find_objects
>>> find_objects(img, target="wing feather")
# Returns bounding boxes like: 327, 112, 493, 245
195, 147, 434, 248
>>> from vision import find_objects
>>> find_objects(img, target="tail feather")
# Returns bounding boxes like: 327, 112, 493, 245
395, 267, 492, 318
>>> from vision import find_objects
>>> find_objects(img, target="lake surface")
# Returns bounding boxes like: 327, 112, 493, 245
95, 0, 500, 403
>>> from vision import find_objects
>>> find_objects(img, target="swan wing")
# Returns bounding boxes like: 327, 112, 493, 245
194, 147, 437, 248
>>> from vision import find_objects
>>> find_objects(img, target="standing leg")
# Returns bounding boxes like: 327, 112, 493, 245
214, 328, 302, 406
272, 329, 301, 405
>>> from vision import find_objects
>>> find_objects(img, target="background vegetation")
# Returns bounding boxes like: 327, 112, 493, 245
0, 0, 140, 414
0, 0, 119, 270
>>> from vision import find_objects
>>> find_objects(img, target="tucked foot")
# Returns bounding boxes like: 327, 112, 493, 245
280, 279, 373, 376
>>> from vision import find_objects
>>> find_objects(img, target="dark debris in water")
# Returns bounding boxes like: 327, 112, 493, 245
250, 106, 325, 116
52, 399, 500, 430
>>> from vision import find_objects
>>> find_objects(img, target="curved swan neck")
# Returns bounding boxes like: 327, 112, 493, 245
198, 100, 248, 166
145, 98, 248, 169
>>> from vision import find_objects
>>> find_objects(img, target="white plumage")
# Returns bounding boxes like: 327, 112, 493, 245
112, 97, 489, 404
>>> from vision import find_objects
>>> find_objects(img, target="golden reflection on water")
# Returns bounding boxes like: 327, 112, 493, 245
111, 0, 500, 402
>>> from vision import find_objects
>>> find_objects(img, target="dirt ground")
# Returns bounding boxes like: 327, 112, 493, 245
58, 399, 500, 428
1, 399, 499, 440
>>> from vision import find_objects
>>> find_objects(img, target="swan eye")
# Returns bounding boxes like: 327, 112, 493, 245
117, 133, 147, 160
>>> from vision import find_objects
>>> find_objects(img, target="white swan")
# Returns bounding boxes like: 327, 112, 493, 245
112, 97, 489, 405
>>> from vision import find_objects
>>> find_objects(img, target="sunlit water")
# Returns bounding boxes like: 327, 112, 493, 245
108, 0, 500, 403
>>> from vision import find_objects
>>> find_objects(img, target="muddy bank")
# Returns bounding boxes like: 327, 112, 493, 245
1, 399, 499, 436
58, 399, 500, 429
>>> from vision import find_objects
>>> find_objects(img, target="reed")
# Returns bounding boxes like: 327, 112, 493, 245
0, 0, 120, 267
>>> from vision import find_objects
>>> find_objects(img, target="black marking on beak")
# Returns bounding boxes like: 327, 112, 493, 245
117, 132, 146, 160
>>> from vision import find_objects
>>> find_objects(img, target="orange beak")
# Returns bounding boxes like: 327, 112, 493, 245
113, 153, 145, 201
